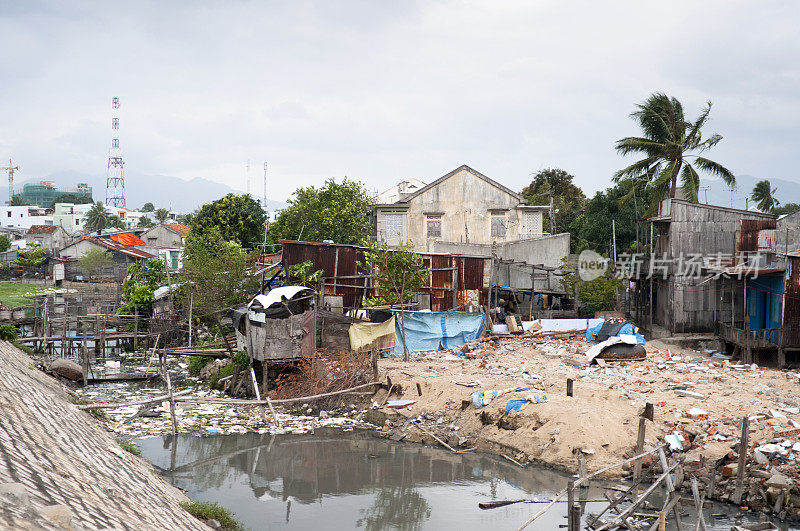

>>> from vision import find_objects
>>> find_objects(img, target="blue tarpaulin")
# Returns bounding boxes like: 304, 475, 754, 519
585, 321, 645, 344
389, 311, 485, 357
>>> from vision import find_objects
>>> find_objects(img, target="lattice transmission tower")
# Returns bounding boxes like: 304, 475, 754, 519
105, 96, 125, 207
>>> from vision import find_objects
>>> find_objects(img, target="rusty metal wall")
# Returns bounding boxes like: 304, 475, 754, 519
783, 256, 800, 347
738, 219, 777, 253
280, 240, 487, 311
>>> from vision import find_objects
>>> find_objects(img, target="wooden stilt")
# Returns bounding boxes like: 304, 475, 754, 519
166, 371, 178, 435
733, 416, 749, 505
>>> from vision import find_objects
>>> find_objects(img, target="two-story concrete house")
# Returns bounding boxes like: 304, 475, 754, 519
373, 165, 550, 252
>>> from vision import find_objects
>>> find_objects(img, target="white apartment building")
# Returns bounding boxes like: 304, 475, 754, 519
0, 206, 52, 229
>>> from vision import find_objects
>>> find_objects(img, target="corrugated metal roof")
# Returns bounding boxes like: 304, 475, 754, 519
84, 237, 155, 259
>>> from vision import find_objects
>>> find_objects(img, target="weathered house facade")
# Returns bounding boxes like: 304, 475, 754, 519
140, 223, 189, 269
373, 165, 549, 252
25, 225, 71, 254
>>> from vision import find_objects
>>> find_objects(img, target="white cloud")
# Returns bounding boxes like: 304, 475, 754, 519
0, 0, 798, 202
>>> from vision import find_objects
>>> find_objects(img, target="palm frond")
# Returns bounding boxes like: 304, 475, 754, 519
685, 101, 711, 146
614, 137, 667, 157
613, 157, 661, 181
680, 163, 700, 202
694, 156, 735, 187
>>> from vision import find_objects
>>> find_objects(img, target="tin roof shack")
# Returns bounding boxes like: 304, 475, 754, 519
280, 239, 490, 313
237, 286, 316, 363
714, 253, 800, 368
776, 209, 800, 252
637, 199, 777, 335
57, 236, 155, 281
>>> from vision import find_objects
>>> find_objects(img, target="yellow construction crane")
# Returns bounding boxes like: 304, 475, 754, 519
0, 159, 19, 204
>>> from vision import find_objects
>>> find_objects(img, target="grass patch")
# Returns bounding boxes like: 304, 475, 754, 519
13, 341, 33, 356
0, 282, 47, 307
187, 355, 212, 376
179, 501, 244, 531
116, 437, 141, 456
69, 396, 107, 420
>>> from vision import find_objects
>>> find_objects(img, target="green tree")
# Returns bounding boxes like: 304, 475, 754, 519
270, 178, 373, 245
119, 258, 167, 315
615, 92, 735, 212
286, 260, 323, 287
180, 228, 259, 323
574, 181, 644, 255
0, 236, 10, 252
520, 168, 586, 251
78, 247, 113, 280
14, 245, 46, 267
360, 239, 429, 360
561, 259, 623, 315
48, 194, 93, 210
155, 208, 170, 223
9, 195, 28, 206
773, 202, 800, 216
107, 215, 125, 229
84, 201, 111, 233
137, 216, 155, 228
751, 179, 779, 213
141, 202, 155, 212
191, 194, 266, 248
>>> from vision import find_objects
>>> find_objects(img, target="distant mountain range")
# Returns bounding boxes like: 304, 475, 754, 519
1, 170, 286, 213
699, 174, 800, 211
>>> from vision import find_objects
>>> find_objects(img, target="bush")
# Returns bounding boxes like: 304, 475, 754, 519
69, 396, 107, 420
13, 341, 33, 355
179, 501, 244, 531
116, 437, 141, 456
187, 355, 212, 376
0, 324, 19, 341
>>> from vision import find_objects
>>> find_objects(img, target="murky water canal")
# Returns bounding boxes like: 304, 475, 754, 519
137, 430, 781, 530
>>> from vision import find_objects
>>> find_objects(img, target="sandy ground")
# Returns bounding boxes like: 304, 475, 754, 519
371, 333, 800, 480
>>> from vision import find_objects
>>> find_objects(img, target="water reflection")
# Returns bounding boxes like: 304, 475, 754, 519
137, 430, 775, 531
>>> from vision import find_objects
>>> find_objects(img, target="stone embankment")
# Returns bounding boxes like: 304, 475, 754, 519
0, 342, 205, 530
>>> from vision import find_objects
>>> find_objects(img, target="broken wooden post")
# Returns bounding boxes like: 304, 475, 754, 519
643, 401, 654, 421
416, 382, 422, 396
657, 447, 683, 531
249, 366, 268, 424
569, 503, 581, 531
165, 371, 178, 435
266, 396, 282, 427
371, 345, 378, 380
566, 479, 575, 528
633, 416, 646, 482
566, 378, 573, 397
82, 330, 88, 387
690, 476, 707, 531
733, 415, 749, 505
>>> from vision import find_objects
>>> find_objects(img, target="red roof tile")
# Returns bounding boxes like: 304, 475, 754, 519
165, 223, 190, 237
27, 225, 59, 235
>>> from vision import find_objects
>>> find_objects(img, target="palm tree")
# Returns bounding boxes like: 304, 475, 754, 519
155, 208, 170, 223
751, 180, 780, 213
615, 93, 735, 211
83, 201, 110, 233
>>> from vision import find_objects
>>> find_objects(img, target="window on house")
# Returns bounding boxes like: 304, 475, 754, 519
383, 212, 406, 245
6, 212, 10, 217
490, 212, 507, 238
426, 215, 442, 238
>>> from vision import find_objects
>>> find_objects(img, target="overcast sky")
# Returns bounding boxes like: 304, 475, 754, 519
1, 0, 798, 203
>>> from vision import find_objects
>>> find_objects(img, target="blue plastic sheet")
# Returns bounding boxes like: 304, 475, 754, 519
585, 321, 645, 344
389, 311, 485, 358
504, 395, 548, 413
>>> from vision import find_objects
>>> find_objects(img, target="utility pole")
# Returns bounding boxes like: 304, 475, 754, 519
1, 159, 19, 204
